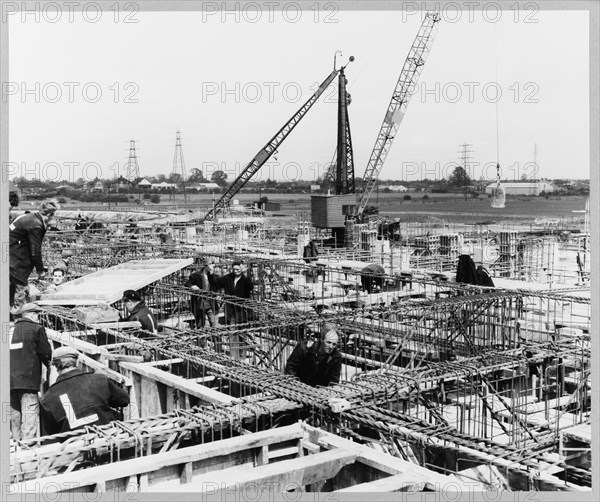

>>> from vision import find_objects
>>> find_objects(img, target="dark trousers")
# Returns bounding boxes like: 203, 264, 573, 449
191, 300, 217, 328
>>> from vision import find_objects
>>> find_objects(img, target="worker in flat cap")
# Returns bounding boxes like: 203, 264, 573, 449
9, 303, 53, 441
121, 289, 157, 334
9, 199, 60, 314
39, 346, 130, 436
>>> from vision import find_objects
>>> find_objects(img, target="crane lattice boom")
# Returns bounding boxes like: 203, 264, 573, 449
204, 68, 340, 221
357, 12, 441, 215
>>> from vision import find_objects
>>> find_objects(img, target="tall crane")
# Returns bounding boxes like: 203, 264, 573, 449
204, 63, 343, 221
356, 12, 441, 217
334, 62, 355, 195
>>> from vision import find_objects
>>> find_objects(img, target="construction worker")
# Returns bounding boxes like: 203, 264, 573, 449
207, 261, 254, 359
8, 179, 19, 223
39, 347, 130, 436
42, 265, 67, 294
9, 200, 60, 313
185, 260, 218, 329
9, 303, 53, 441
284, 330, 342, 387
207, 261, 254, 324
121, 289, 157, 334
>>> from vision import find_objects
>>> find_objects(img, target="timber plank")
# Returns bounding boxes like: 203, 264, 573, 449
119, 361, 236, 406
337, 472, 431, 492
14, 424, 304, 494
151, 447, 358, 492
310, 424, 462, 488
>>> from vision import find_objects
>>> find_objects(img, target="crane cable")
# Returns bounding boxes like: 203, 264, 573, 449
491, 22, 506, 209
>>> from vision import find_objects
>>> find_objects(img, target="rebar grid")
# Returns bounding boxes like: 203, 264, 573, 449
338, 404, 591, 489
24, 299, 591, 489
10, 396, 301, 483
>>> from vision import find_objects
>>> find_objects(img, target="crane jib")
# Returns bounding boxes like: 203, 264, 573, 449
357, 12, 441, 216
204, 68, 340, 221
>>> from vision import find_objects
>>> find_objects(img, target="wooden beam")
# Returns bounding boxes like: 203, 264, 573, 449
13, 424, 304, 494
144, 358, 184, 367
103, 354, 144, 364
337, 473, 431, 492
79, 352, 132, 387
307, 423, 461, 488
119, 361, 235, 406
153, 447, 358, 493
46, 329, 105, 356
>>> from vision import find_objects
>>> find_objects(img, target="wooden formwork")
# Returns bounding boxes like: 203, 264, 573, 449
10, 422, 471, 495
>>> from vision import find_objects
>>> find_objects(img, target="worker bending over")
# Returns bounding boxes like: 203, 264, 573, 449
122, 289, 157, 334
285, 331, 342, 387
9, 200, 60, 313
40, 347, 130, 435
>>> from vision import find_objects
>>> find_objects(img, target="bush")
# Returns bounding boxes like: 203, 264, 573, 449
422, 194, 429, 200
150, 194, 161, 204
57, 196, 67, 204
143, 192, 151, 200
403, 194, 412, 201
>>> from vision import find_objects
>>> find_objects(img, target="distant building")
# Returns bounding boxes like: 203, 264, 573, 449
151, 182, 178, 191
485, 181, 556, 196
137, 178, 152, 190
115, 176, 132, 191
381, 185, 408, 192
187, 182, 220, 191
310, 185, 321, 192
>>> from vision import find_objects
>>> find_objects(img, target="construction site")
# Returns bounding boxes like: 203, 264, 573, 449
7, 12, 593, 497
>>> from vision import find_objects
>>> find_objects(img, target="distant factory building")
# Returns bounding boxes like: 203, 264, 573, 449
485, 181, 556, 196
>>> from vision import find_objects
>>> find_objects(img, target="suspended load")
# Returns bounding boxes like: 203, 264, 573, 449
490, 163, 505, 208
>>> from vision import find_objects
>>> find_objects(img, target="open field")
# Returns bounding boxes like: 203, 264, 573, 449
31, 193, 589, 226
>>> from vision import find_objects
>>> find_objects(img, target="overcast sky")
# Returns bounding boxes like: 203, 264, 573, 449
6, 3, 590, 184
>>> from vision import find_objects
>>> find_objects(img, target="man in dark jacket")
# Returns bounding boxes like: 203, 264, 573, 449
9, 200, 59, 313
207, 261, 254, 325
39, 346, 130, 436
285, 331, 342, 387
207, 261, 254, 358
185, 262, 219, 328
122, 289, 157, 333
10, 303, 53, 440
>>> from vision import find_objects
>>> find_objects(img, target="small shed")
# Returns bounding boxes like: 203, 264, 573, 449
311, 193, 356, 228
